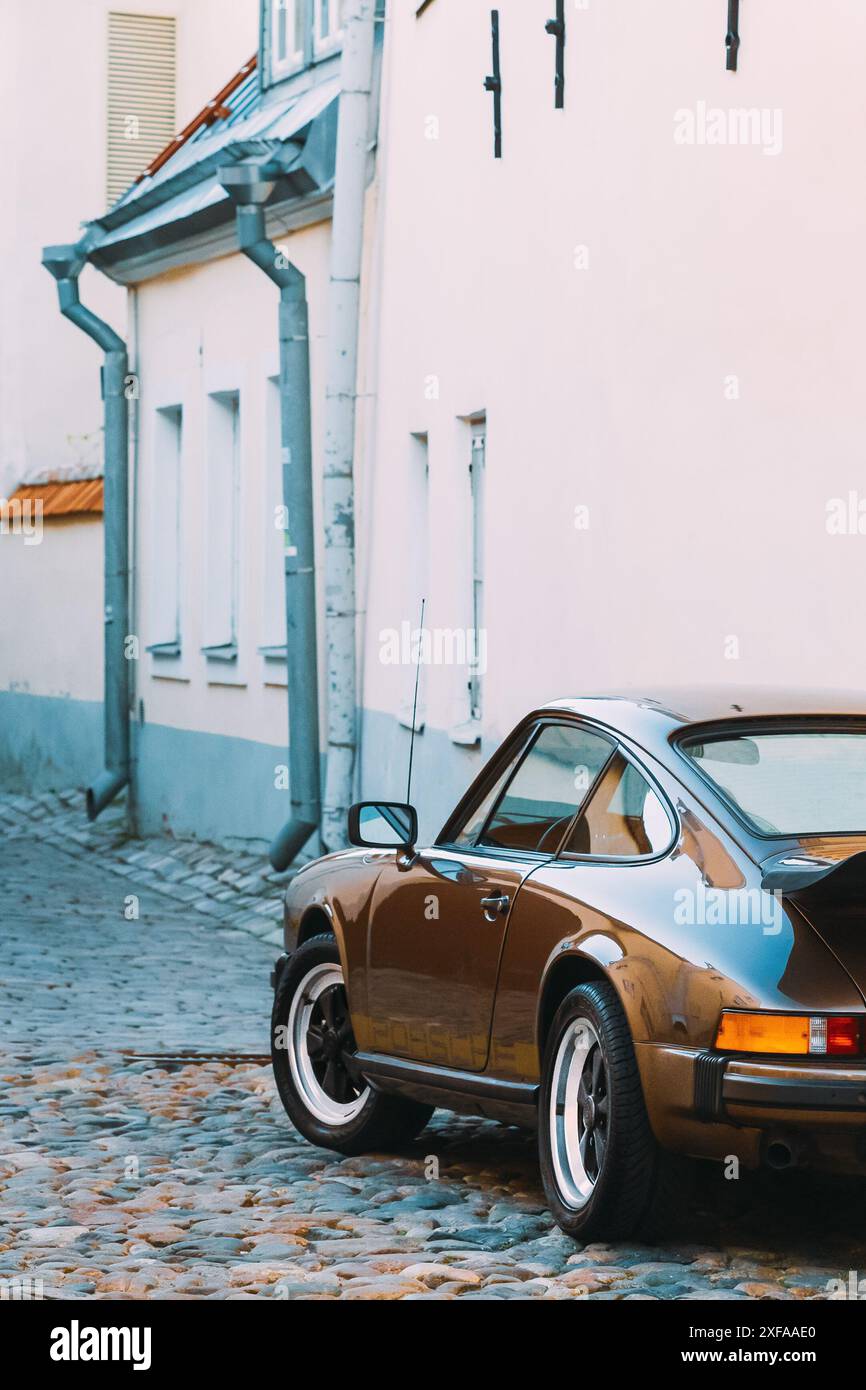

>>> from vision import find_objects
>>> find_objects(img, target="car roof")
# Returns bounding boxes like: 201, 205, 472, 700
540, 687, 866, 750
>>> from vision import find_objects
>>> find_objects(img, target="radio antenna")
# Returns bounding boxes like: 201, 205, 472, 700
406, 598, 426, 806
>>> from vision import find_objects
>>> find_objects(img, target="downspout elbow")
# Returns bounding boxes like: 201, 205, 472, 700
269, 817, 318, 873
56, 279, 126, 354
87, 768, 130, 822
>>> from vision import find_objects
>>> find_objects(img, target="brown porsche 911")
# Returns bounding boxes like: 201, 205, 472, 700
270, 689, 866, 1239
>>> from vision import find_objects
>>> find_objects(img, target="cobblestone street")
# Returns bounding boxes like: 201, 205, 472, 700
4, 815, 866, 1300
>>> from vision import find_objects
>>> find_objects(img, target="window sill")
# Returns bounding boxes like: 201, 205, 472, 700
268, 56, 305, 86
201, 643, 238, 664
398, 702, 425, 734
449, 719, 482, 748
313, 39, 343, 62
263, 44, 342, 96
258, 643, 288, 662
146, 641, 181, 659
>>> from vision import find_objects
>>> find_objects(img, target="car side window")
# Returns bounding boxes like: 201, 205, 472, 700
563, 750, 672, 858
478, 724, 614, 854
452, 734, 534, 847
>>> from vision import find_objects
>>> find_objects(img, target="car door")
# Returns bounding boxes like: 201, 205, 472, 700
363, 721, 616, 1070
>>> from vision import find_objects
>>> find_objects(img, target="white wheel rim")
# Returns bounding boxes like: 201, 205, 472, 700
287, 962, 370, 1126
549, 1017, 609, 1210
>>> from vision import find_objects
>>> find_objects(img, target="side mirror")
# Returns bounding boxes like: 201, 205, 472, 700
348, 801, 418, 850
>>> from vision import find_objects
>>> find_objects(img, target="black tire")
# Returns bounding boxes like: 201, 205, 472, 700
271, 934, 434, 1156
538, 980, 692, 1242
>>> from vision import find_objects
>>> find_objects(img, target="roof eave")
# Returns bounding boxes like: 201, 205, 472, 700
89, 185, 334, 286
81, 97, 339, 284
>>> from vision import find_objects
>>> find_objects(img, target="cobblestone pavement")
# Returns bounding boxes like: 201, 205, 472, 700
0, 789, 290, 950
3, 818, 866, 1300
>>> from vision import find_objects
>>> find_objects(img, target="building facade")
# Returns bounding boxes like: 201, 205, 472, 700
356, 0, 866, 841
0, 0, 258, 793
5, 0, 866, 857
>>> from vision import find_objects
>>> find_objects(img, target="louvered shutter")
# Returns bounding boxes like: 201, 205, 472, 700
106, 12, 176, 207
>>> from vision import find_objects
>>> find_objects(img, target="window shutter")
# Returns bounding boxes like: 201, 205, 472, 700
106, 12, 176, 207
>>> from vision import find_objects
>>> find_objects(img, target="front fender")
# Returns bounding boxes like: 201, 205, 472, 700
282, 849, 389, 1033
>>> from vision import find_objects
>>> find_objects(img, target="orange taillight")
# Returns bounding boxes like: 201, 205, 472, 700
715, 1011, 863, 1057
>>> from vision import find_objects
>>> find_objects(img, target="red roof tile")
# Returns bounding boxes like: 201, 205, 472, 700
6, 479, 104, 517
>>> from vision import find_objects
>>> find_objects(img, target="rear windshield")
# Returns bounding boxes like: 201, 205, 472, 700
681, 730, 866, 835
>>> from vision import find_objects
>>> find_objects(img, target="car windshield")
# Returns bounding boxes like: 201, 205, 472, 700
682, 729, 866, 835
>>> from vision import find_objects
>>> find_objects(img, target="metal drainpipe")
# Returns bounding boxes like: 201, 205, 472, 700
321, 0, 378, 851
219, 164, 321, 871
41, 244, 131, 821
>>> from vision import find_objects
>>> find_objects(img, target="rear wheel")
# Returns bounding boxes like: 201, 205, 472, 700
538, 980, 691, 1241
271, 935, 434, 1155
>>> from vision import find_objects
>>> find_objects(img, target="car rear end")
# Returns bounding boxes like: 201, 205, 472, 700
674, 720, 866, 1173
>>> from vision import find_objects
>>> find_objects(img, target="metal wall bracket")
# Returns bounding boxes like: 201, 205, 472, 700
484, 10, 503, 158
726, 0, 740, 71
545, 0, 566, 109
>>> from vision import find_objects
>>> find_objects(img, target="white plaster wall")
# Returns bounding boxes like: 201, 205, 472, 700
0, 0, 258, 499
0, 0, 258, 714
134, 223, 332, 746
359, 0, 866, 762
0, 518, 104, 699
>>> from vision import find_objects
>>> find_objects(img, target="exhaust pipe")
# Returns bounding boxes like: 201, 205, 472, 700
42, 244, 131, 822
763, 1135, 806, 1171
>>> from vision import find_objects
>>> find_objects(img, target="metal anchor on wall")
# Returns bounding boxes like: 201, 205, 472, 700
545, 0, 566, 109
484, 9, 503, 157
726, 0, 741, 71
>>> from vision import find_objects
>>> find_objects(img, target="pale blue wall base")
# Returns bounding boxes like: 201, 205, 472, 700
0, 691, 294, 851
133, 720, 294, 850
0, 691, 102, 792
358, 707, 488, 844
0, 691, 491, 852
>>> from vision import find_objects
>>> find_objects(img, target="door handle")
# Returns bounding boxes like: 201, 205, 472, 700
480, 893, 510, 921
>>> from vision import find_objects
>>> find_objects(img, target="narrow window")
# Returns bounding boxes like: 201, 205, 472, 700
399, 432, 430, 728
106, 12, 176, 206
408, 432, 430, 617
469, 420, 486, 723
315, 0, 345, 51
261, 377, 288, 666
203, 392, 240, 663
148, 405, 182, 657
271, 0, 305, 78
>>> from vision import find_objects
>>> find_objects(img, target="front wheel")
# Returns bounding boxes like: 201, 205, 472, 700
271, 934, 434, 1156
538, 980, 689, 1241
